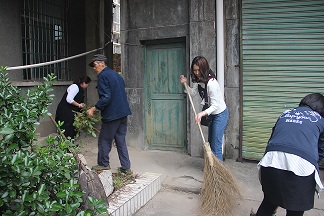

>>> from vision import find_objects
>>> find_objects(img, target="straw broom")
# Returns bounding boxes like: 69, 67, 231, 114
183, 82, 242, 216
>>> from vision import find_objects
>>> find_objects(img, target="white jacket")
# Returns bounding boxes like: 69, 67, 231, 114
186, 78, 227, 115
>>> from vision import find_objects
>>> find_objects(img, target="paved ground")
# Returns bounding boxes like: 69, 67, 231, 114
77, 136, 324, 216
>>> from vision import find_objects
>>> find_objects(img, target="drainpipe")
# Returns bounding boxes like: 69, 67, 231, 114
216, 0, 225, 156
216, 0, 224, 94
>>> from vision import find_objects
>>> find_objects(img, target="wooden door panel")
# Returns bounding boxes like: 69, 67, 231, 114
145, 42, 186, 151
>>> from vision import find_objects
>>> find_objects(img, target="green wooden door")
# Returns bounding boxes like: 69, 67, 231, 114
241, 0, 324, 162
144, 42, 186, 151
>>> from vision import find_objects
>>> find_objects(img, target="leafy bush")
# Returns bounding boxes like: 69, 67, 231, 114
0, 67, 108, 215
73, 108, 101, 138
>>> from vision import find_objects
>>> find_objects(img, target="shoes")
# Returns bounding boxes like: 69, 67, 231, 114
250, 209, 256, 216
118, 167, 131, 174
91, 165, 111, 171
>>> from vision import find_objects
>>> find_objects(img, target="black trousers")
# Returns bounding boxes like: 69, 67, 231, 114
256, 166, 315, 216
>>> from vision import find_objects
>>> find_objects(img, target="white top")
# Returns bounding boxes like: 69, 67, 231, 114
66, 84, 79, 104
258, 151, 323, 197
186, 78, 227, 115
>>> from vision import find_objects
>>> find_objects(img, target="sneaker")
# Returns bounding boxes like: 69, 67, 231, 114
118, 167, 131, 174
91, 165, 111, 171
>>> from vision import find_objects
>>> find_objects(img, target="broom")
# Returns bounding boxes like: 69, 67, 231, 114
183, 82, 242, 216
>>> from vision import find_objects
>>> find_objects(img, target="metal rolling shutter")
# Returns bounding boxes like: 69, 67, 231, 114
241, 0, 324, 163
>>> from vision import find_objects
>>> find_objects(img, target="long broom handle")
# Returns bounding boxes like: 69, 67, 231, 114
183, 82, 206, 143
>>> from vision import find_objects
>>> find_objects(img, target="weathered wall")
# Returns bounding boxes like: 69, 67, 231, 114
189, 0, 217, 157
121, 0, 241, 159
0, 0, 89, 137
224, 0, 240, 159
121, 0, 190, 150
0, 0, 23, 80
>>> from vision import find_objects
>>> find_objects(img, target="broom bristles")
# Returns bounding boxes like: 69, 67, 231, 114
200, 142, 242, 216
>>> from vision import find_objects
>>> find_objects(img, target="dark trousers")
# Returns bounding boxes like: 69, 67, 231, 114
256, 199, 304, 216
256, 166, 315, 216
97, 117, 131, 169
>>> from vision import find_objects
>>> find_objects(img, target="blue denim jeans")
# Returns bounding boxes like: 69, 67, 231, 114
97, 117, 131, 169
208, 108, 228, 161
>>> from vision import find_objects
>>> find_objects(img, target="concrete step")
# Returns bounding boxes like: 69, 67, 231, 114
108, 172, 162, 216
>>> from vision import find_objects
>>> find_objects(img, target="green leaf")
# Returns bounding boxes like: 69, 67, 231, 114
64, 172, 71, 179
51, 202, 63, 211
70, 202, 80, 209
24, 194, 34, 202
56, 192, 66, 198
9, 190, 16, 198
38, 184, 46, 195
1, 191, 8, 198
65, 204, 72, 214
0, 128, 14, 135
8, 143, 19, 151
11, 154, 18, 164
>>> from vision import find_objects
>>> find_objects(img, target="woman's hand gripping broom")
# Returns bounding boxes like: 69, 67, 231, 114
183, 82, 242, 216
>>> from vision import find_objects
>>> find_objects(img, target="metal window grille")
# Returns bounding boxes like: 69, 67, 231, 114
21, 0, 70, 81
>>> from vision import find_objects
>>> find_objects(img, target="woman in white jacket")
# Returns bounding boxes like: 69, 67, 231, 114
180, 56, 228, 161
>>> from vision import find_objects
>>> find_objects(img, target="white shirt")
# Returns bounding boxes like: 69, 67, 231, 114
186, 79, 227, 115
66, 84, 79, 104
258, 151, 324, 197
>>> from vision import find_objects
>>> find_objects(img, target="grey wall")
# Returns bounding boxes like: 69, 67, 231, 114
0, 0, 23, 80
121, 0, 190, 150
121, 0, 241, 159
189, 0, 217, 157
224, 0, 240, 159
0, 0, 90, 137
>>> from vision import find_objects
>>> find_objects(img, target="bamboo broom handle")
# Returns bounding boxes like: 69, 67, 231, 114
183, 82, 206, 143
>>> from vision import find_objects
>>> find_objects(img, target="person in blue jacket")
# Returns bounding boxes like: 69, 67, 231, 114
251, 93, 324, 216
87, 54, 132, 172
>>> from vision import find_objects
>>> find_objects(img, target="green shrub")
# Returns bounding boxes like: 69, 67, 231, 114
0, 67, 108, 215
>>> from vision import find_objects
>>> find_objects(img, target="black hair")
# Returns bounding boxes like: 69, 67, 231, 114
299, 93, 324, 117
190, 56, 216, 83
75, 75, 91, 84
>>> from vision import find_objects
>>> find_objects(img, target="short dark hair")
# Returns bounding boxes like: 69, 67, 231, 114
299, 93, 324, 117
76, 75, 91, 84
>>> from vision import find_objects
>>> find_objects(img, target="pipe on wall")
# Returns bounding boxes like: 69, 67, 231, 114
216, 0, 226, 157
216, 0, 224, 95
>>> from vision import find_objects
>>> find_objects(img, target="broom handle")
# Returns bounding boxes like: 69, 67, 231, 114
183, 82, 206, 143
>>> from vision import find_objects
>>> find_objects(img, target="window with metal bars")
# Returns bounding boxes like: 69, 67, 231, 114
21, 0, 70, 81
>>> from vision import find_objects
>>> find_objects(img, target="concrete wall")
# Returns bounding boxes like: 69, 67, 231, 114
0, 0, 90, 137
121, 0, 190, 150
0, 0, 23, 80
189, 0, 217, 157
122, 0, 241, 159
224, 0, 240, 159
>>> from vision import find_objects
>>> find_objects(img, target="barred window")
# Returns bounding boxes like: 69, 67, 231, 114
21, 0, 70, 81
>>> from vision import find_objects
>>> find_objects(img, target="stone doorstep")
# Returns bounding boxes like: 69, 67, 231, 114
108, 172, 162, 216
75, 154, 162, 215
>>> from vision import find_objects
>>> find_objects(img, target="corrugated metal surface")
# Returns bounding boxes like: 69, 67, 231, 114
241, 0, 324, 162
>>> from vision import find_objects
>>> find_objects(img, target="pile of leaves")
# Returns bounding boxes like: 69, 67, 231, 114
73, 108, 101, 138
112, 168, 137, 192
0, 67, 108, 216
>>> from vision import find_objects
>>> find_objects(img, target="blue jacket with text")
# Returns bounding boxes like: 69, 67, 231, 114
265, 106, 324, 171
